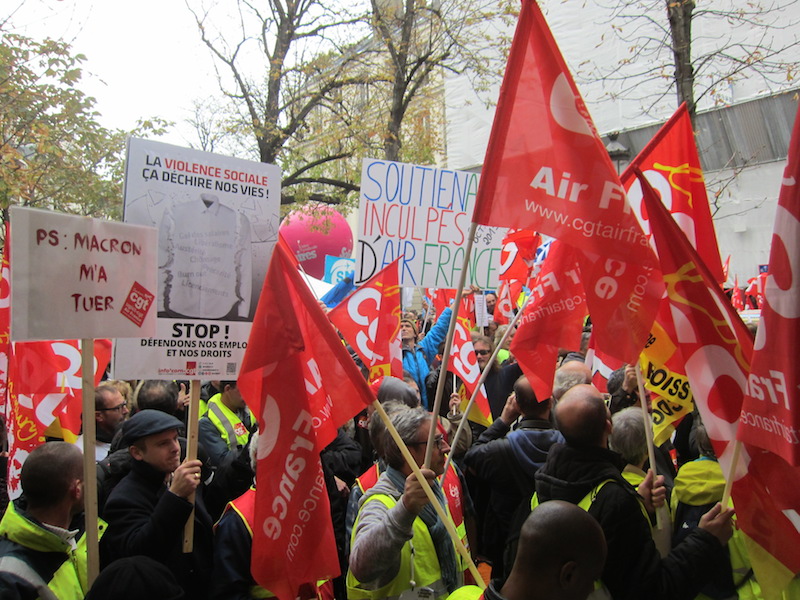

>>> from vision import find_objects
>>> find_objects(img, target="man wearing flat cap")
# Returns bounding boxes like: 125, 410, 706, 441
101, 410, 213, 599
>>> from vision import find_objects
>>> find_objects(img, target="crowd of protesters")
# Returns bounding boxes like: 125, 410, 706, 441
0, 293, 783, 600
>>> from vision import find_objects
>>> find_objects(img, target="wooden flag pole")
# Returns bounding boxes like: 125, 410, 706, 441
80, 338, 100, 586
373, 400, 485, 589
634, 363, 670, 554
182, 380, 201, 553
442, 295, 531, 478
721, 439, 743, 507
426, 222, 478, 467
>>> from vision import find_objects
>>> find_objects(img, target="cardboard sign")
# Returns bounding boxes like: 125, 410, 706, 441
113, 138, 280, 379
356, 159, 506, 288
10, 206, 157, 341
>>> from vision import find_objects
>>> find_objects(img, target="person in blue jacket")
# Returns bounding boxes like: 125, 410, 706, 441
401, 306, 452, 410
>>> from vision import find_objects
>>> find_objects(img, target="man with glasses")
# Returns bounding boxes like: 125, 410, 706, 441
348, 402, 462, 600
75, 383, 129, 461
473, 336, 523, 420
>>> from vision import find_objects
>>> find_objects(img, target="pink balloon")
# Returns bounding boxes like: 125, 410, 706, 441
279, 205, 354, 278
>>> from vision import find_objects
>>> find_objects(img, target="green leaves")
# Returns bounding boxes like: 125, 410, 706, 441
0, 28, 162, 225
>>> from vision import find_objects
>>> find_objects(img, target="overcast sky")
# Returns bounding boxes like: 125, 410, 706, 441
10, 0, 219, 146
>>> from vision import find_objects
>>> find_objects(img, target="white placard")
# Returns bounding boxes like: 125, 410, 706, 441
356, 158, 506, 289
113, 138, 280, 379
10, 206, 157, 341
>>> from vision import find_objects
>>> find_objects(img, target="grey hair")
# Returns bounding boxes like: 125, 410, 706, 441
249, 429, 259, 469
609, 407, 648, 468
552, 368, 591, 401
369, 401, 431, 470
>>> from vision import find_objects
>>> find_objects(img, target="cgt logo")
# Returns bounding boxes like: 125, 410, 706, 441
121, 281, 155, 327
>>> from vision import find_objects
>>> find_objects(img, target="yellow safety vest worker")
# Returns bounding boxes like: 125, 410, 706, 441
206, 394, 250, 450
0, 502, 106, 600
347, 494, 459, 600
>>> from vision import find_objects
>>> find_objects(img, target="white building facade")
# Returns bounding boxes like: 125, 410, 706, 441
443, 0, 800, 281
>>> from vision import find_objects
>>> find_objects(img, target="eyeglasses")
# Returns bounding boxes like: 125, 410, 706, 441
409, 434, 447, 450
98, 401, 127, 412
474, 349, 491, 356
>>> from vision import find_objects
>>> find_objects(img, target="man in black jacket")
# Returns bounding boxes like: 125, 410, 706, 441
535, 384, 733, 600
102, 410, 213, 600
464, 375, 563, 576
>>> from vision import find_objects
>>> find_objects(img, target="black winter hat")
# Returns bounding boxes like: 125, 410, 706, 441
120, 409, 184, 447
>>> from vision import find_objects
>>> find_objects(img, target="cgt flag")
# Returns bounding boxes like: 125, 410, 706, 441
639, 168, 751, 475
738, 102, 800, 466
238, 242, 375, 600
621, 103, 724, 284
328, 257, 403, 382
472, 0, 661, 363
448, 312, 493, 428
6, 339, 110, 498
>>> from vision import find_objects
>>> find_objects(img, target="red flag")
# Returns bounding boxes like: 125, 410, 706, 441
52, 339, 112, 441
429, 289, 456, 317
448, 314, 492, 427
731, 275, 745, 312
498, 229, 539, 282
238, 242, 375, 600
328, 258, 402, 382
6, 339, 110, 497
511, 241, 586, 401
640, 169, 751, 471
745, 273, 768, 308
585, 334, 623, 394
493, 280, 522, 325
640, 170, 800, 578
472, 0, 661, 363
738, 103, 800, 466
621, 104, 725, 284
722, 255, 731, 284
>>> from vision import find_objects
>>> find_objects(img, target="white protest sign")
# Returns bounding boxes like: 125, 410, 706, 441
113, 137, 280, 379
356, 159, 506, 289
10, 206, 157, 341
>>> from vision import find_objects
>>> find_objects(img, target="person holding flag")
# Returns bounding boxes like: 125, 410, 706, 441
535, 384, 734, 600
348, 402, 461, 600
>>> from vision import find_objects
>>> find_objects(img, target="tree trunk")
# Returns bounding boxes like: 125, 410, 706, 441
667, 0, 696, 120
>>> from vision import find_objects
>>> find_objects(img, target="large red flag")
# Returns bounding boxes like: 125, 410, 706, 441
511, 240, 586, 401
737, 103, 800, 466
621, 103, 724, 284
472, 0, 661, 363
328, 258, 403, 382
238, 242, 375, 600
640, 169, 751, 473
640, 170, 800, 579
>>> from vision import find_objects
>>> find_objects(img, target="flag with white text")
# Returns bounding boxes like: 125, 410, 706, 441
738, 102, 800, 466
238, 242, 375, 599
472, 0, 661, 363
329, 258, 403, 382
